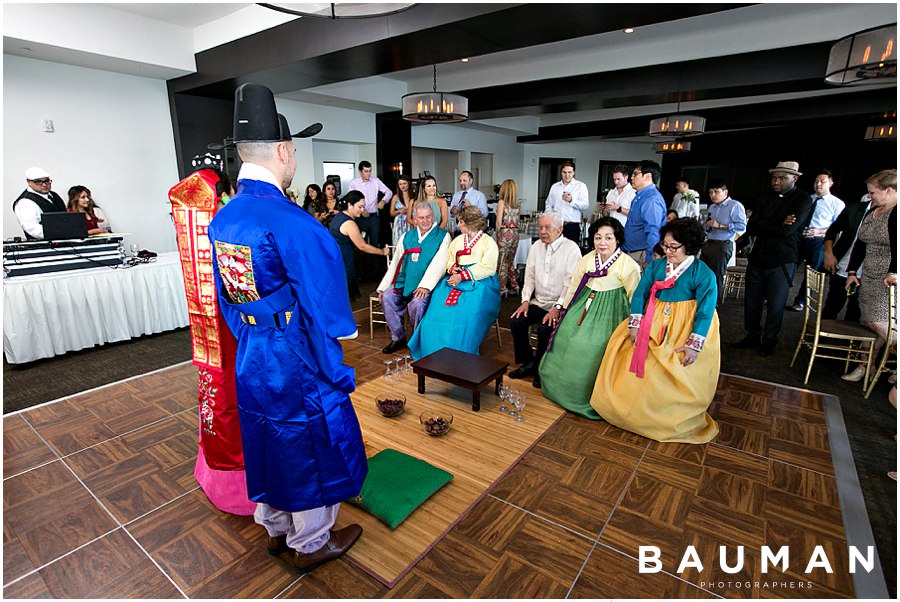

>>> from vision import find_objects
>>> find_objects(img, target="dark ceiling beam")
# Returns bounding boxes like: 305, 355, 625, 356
516, 86, 897, 142
168, 3, 749, 98
467, 42, 835, 119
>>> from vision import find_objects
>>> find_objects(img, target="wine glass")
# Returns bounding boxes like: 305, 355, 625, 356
130, 243, 139, 257
508, 390, 520, 419
514, 394, 527, 423
383, 359, 394, 381
401, 353, 412, 375
498, 384, 510, 413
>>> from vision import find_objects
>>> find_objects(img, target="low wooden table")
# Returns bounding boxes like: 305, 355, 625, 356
411, 347, 508, 411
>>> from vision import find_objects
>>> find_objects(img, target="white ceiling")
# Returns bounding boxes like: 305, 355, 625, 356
4, 3, 897, 139
96, 2, 249, 27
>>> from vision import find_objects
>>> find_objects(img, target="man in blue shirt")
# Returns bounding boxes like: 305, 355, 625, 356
787, 168, 845, 311
623, 160, 667, 266
449, 170, 487, 235
700, 179, 747, 306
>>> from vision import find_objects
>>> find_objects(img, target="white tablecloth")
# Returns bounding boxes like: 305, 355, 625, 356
514, 235, 533, 266
3, 251, 189, 364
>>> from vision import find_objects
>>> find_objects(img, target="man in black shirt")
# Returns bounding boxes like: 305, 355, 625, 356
734, 161, 814, 356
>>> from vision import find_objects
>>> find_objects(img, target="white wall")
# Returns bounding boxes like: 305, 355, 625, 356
522, 140, 653, 214
411, 124, 657, 215
4, 54, 180, 252
412, 124, 525, 199
275, 98, 377, 192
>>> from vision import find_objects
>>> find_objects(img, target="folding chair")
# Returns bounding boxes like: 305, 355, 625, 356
723, 265, 747, 300
790, 266, 880, 388
864, 285, 897, 399
368, 246, 394, 338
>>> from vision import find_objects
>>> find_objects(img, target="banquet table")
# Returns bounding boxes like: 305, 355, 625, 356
3, 251, 189, 364
514, 235, 533, 266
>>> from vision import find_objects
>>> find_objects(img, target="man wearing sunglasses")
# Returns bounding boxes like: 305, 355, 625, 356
13, 166, 67, 240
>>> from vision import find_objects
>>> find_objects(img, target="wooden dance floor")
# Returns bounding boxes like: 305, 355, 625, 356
2, 326, 889, 598
339, 373, 563, 586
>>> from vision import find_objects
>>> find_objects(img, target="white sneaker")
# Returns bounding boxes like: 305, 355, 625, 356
841, 365, 867, 382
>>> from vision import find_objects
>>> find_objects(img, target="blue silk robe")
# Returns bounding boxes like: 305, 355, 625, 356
209, 178, 366, 512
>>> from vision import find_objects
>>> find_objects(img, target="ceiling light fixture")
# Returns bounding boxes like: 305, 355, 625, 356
655, 140, 692, 153
649, 70, 705, 137
863, 124, 896, 141
825, 23, 897, 85
258, 3, 415, 19
623, 28, 634, 34
401, 64, 469, 124
460, 58, 470, 63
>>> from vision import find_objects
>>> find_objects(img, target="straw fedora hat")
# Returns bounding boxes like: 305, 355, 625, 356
768, 161, 802, 176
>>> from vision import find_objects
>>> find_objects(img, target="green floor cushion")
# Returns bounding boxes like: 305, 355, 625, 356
348, 449, 454, 529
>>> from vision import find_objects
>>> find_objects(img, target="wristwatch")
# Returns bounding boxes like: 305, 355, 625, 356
553, 303, 563, 311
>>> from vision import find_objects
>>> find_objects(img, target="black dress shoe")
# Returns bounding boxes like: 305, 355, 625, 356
382, 337, 407, 354
532, 373, 541, 388
290, 524, 363, 573
732, 337, 760, 349
785, 303, 804, 312
267, 534, 288, 556
509, 362, 535, 379
758, 341, 776, 357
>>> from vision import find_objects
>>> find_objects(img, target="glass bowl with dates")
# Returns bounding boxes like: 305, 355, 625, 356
419, 411, 453, 436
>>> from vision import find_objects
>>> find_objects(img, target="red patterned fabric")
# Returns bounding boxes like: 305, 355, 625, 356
169, 172, 248, 476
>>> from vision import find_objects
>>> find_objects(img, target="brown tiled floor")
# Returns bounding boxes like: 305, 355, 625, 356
2, 310, 879, 598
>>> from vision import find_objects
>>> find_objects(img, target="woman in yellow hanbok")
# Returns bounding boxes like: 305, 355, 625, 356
590, 218, 720, 443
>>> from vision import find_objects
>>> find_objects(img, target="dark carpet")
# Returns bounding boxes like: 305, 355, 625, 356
3, 269, 895, 597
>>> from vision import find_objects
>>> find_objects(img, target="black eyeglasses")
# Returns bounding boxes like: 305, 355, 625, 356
29, 178, 51, 184
631, 171, 643, 178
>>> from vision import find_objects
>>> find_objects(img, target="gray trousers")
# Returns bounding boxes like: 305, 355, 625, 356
382, 287, 431, 341
254, 502, 338, 553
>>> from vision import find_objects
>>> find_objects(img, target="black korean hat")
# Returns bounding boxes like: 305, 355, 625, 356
233, 83, 322, 143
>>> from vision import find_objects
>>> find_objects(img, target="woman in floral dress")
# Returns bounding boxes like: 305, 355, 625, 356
495, 178, 521, 297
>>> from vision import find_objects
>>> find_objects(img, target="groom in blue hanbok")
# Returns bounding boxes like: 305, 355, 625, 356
208, 83, 366, 573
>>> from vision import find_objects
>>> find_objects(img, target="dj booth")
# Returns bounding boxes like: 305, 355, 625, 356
3, 238, 189, 364
3, 236, 124, 277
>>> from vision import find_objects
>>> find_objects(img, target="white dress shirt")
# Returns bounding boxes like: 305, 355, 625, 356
605, 185, 635, 226
13, 196, 45, 239
521, 235, 582, 311
544, 178, 589, 223
671, 190, 700, 218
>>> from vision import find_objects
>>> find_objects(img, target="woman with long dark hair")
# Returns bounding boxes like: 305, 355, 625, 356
67, 185, 109, 235
327, 190, 390, 298
391, 174, 413, 246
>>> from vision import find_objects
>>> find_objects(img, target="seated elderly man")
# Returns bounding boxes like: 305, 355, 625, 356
376, 201, 450, 353
508, 212, 582, 388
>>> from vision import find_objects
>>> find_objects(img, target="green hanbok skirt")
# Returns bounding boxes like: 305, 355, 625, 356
538, 285, 630, 419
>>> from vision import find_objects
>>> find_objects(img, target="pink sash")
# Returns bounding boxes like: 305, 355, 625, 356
628, 277, 676, 378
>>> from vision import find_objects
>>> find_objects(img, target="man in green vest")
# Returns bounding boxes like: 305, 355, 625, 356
376, 202, 450, 353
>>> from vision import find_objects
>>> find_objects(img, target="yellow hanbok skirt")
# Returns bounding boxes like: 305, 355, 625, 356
589, 299, 719, 443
